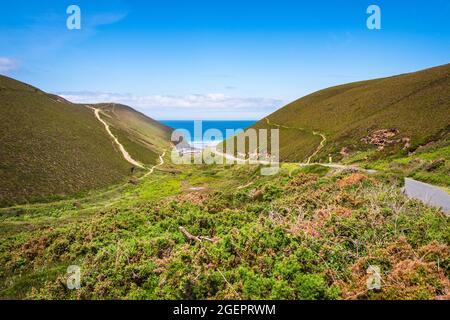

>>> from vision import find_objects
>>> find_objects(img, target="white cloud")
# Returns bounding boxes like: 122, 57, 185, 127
0, 57, 18, 74
86, 12, 128, 28
58, 91, 284, 119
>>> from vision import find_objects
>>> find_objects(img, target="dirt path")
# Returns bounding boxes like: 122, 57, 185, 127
89, 106, 144, 168
306, 131, 327, 164
88, 105, 169, 179
265, 118, 327, 164
211, 148, 272, 165
141, 150, 166, 179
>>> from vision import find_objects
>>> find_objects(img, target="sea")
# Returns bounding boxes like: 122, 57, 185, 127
160, 120, 256, 149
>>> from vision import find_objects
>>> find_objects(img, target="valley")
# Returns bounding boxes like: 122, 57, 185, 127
0, 76, 172, 206
0, 65, 449, 300
1, 154, 448, 299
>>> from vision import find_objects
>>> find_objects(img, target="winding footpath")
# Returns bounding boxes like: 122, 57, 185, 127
306, 131, 327, 164
211, 148, 272, 165
89, 106, 166, 177
265, 118, 327, 164
211, 119, 449, 214
265, 118, 449, 213
91, 108, 447, 214
141, 150, 167, 179
90, 106, 144, 168
210, 118, 328, 166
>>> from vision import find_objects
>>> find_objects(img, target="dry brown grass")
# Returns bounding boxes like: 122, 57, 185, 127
340, 238, 450, 300
337, 173, 368, 187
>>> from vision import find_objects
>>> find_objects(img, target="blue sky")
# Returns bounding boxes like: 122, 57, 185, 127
0, 0, 449, 119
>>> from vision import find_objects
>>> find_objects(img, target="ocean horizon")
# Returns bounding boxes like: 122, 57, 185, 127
160, 120, 256, 147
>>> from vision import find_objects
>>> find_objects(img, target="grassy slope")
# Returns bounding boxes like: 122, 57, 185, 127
0, 157, 448, 300
0, 76, 171, 206
254, 64, 450, 165
344, 139, 450, 188
1, 66, 449, 300
96, 103, 172, 166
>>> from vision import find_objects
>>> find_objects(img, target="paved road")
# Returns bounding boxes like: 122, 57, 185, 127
403, 178, 450, 214
210, 135, 449, 215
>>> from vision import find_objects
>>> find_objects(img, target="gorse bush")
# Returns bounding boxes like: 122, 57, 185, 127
0, 164, 448, 300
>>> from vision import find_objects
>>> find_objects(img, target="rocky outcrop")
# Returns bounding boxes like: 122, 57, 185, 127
361, 129, 410, 150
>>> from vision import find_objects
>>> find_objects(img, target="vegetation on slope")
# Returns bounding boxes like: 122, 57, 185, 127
96, 103, 172, 166
1, 64, 449, 300
345, 137, 450, 188
0, 158, 448, 300
0, 76, 171, 206
251, 64, 450, 173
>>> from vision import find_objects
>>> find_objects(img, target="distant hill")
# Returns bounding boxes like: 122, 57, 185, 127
250, 63, 450, 163
0, 76, 172, 206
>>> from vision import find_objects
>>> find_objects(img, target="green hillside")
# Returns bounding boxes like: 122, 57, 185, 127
0, 69, 449, 301
0, 76, 171, 206
252, 64, 450, 164
1, 160, 448, 300
95, 103, 172, 166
